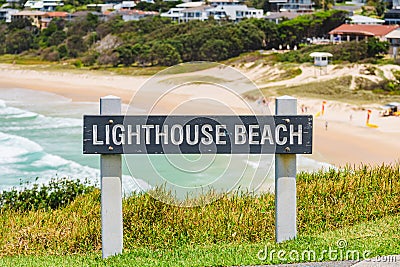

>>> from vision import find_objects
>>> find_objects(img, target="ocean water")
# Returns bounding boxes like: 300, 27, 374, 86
0, 88, 331, 196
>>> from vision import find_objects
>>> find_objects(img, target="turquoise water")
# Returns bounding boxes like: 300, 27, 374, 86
0, 88, 330, 196
0, 88, 100, 191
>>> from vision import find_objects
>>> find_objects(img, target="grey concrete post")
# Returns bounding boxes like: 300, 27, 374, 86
275, 95, 297, 243
100, 95, 123, 258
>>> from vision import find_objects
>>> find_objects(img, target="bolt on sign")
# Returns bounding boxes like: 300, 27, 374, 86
83, 115, 312, 155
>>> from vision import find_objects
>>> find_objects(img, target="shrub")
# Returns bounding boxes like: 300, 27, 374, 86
0, 177, 95, 211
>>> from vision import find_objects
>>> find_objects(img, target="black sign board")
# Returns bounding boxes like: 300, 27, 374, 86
83, 115, 312, 154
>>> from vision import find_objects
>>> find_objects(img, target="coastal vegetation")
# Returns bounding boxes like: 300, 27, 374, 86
277, 38, 389, 64
0, 164, 399, 265
245, 75, 400, 104
0, 10, 350, 66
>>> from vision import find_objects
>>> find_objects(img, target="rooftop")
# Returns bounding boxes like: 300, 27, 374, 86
386, 28, 400, 39
176, 2, 205, 8
46, 11, 68, 17
349, 15, 384, 24
265, 11, 300, 20
310, 52, 333, 57
329, 24, 399, 37
13, 10, 47, 16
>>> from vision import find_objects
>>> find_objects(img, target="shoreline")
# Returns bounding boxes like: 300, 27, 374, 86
0, 64, 399, 167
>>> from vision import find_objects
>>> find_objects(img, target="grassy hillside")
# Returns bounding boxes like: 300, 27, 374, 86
0, 164, 399, 265
244, 76, 400, 105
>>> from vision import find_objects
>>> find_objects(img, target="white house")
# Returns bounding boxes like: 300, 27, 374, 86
349, 15, 384, 25
24, 0, 63, 11
0, 8, 18, 22
180, 5, 209, 22
113, 1, 136, 10
208, 0, 242, 6
87, 3, 114, 13
118, 9, 158, 21
207, 5, 263, 21
162, 3, 263, 23
160, 7, 185, 21
176, 2, 205, 8
277, 0, 313, 13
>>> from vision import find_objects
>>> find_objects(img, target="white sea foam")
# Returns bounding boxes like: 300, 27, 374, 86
0, 99, 148, 194
0, 132, 43, 163
0, 101, 81, 131
0, 130, 147, 193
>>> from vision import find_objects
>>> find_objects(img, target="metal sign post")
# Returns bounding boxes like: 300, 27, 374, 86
99, 96, 123, 259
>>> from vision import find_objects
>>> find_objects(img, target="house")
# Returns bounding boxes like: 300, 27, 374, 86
87, 3, 114, 13
46, 11, 68, 19
392, 0, 400, 9
276, 0, 314, 13
264, 11, 300, 24
207, 5, 263, 21
118, 9, 159, 21
162, 3, 263, 23
0, 8, 18, 22
70, 10, 105, 20
208, 0, 242, 6
180, 5, 209, 22
40, 11, 68, 27
385, 28, 400, 61
329, 24, 399, 42
348, 15, 384, 25
176, 2, 205, 8
384, 9, 400, 24
113, 1, 136, 11
24, 0, 64, 11
160, 7, 185, 21
12, 10, 48, 28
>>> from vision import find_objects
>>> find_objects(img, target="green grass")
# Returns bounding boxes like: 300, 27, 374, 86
0, 164, 399, 265
0, 54, 53, 65
0, 214, 399, 266
0, 55, 219, 77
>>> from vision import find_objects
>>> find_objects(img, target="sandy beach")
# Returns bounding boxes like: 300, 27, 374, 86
0, 63, 399, 167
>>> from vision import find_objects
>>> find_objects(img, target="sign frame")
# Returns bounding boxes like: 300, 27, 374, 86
83, 115, 312, 155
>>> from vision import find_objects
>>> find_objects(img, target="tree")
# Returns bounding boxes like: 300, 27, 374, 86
367, 37, 389, 58
8, 17, 33, 31
237, 19, 265, 51
5, 29, 34, 54
57, 44, 68, 58
199, 39, 229, 61
48, 31, 67, 46
66, 35, 86, 57
150, 42, 181, 66
115, 44, 135, 67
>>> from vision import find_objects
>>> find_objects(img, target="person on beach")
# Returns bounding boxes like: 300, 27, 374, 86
325, 121, 328, 131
